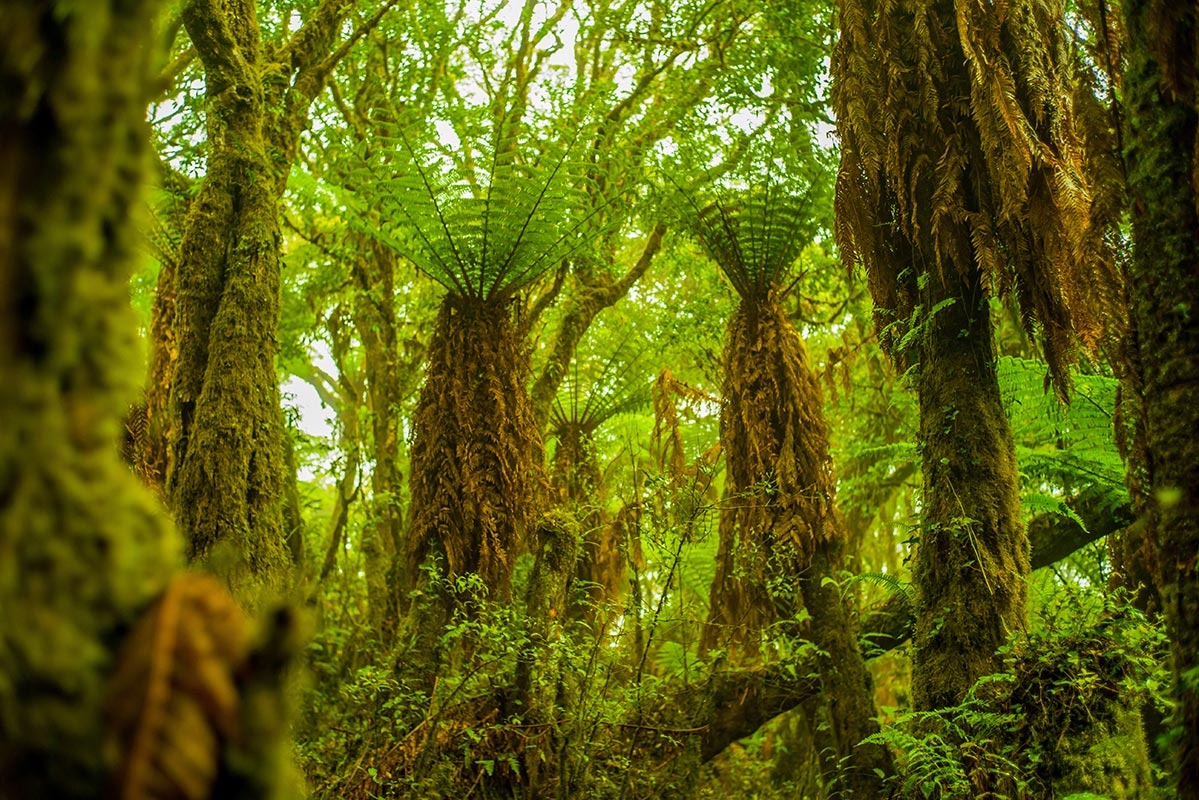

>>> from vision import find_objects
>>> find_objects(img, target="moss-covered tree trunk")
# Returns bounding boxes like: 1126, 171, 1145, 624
912, 266, 1028, 711
1122, 1, 1199, 791
701, 296, 891, 793
833, 0, 1044, 712
165, 0, 362, 604
352, 240, 406, 638
0, 1, 173, 791
551, 421, 626, 622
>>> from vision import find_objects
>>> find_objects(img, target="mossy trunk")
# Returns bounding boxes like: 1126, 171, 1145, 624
404, 296, 545, 602
1123, 1, 1199, 792
0, 2, 179, 792
701, 295, 891, 792
162, 0, 358, 606
166, 2, 292, 604
353, 241, 405, 639
912, 266, 1028, 711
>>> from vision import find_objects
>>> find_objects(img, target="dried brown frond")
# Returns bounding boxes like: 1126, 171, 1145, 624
833, 0, 1124, 394
105, 573, 249, 800
405, 295, 545, 599
705, 294, 843, 650
650, 368, 716, 480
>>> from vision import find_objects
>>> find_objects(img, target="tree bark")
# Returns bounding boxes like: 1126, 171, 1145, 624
912, 265, 1028, 711
166, 0, 365, 605
0, 2, 175, 792
1122, 1, 1199, 791
352, 239, 408, 639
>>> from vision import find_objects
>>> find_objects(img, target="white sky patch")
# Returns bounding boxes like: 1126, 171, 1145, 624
281, 338, 340, 481
282, 377, 335, 441
434, 119, 461, 151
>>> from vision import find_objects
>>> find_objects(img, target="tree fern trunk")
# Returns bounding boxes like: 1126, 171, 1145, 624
912, 265, 1028, 711
404, 296, 545, 602
702, 295, 891, 791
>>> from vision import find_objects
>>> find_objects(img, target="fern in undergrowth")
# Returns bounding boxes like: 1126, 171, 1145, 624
997, 356, 1129, 521
844, 570, 915, 609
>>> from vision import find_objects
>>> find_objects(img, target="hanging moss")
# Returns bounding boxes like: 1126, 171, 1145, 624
404, 296, 546, 600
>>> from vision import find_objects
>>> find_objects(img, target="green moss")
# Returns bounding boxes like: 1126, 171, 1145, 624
0, 3, 179, 794
913, 265, 1029, 711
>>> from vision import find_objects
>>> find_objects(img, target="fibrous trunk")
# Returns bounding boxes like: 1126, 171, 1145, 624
1123, 0, 1199, 790
702, 295, 891, 792
913, 266, 1028, 710
551, 422, 625, 621
703, 296, 837, 652
404, 296, 544, 601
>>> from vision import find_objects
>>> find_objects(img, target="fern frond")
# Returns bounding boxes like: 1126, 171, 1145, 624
845, 571, 916, 609
348, 117, 609, 302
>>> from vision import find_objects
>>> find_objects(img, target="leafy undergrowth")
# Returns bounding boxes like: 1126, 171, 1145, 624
867, 592, 1169, 799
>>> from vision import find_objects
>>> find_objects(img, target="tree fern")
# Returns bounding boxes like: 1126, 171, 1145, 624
674, 165, 825, 302
550, 316, 658, 436
349, 119, 601, 302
